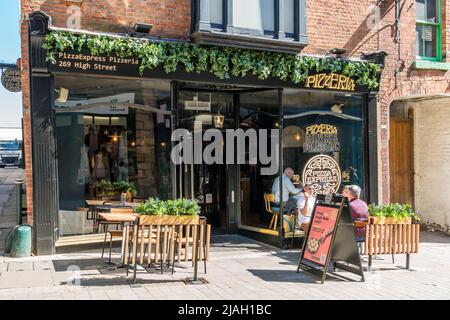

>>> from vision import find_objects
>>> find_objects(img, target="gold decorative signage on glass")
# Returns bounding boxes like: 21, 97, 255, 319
302, 155, 341, 196
304, 73, 356, 91
303, 124, 340, 153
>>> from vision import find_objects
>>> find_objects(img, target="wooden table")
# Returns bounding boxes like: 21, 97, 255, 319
98, 212, 139, 265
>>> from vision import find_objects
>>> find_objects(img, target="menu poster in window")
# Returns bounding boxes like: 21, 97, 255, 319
303, 205, 340, 266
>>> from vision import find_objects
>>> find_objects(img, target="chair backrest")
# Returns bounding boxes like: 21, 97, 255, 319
264, 193, 278, 212
110, 207, 134, 214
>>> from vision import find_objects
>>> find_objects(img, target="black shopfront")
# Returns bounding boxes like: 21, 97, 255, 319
28, 12, 381, 254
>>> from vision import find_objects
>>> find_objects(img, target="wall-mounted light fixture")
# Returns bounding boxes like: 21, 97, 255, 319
328, 48, 347, 59
55, 87, 69, 103
331, 103, 344, 114
213, 111, 225, 129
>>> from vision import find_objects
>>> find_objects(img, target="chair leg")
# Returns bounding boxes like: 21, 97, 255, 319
291, 217, 297, 249
269, 214, 275, 229
273, 214, 278, 231
133, 241, 138, 285
101, 224, 109, 262
126, 239, 132, 277
172, 226, 177, 275
108, 232, 113, 264
159, 227, 164, 275
203, 232, 207, 274
392, 253, 395, 264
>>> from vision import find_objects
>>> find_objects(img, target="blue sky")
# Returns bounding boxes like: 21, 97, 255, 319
0, 0, 22, 138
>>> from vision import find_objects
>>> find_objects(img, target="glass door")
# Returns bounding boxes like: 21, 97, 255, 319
176, 88, 236, 231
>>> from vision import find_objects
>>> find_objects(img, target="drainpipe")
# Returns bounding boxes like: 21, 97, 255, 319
395, 0, 401, 43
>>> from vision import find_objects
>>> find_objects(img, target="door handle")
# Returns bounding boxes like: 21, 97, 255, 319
231, 191, 235, 203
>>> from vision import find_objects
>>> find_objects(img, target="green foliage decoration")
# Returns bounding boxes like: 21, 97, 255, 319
43, 31, 382, 89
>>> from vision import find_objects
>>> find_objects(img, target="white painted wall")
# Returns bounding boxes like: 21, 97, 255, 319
413, 97, 450, 228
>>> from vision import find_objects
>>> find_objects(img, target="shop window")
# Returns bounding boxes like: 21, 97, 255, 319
416, 0, 442, 60
282, 90, 366, 200
54, 75, 172, 237
192, 0, 308, 53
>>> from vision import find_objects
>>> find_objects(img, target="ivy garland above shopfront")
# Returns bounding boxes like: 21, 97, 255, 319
43, 31, 382, 89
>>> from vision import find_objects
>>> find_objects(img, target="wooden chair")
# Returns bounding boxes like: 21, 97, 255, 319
282, 213, 306, 249
101, 207, 135, 264
264, 193, 280, 231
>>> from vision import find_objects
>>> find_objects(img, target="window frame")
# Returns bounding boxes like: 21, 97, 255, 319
193, 0, 307, 44
416, 0, 442, 62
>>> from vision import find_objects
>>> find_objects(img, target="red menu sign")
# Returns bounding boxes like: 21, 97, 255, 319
303, 205, 340, 266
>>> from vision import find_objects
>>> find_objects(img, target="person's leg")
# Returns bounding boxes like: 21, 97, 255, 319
300, 223, 309, 233
283, 198, 298, 213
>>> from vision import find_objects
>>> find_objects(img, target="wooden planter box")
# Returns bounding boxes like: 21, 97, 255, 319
138, 215, 200, 225
369, 216, 412, 225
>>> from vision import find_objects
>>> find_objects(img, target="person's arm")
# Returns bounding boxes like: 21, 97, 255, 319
297, 197, 308, 217
300, 198, 309, 216
284, 176, 301, 196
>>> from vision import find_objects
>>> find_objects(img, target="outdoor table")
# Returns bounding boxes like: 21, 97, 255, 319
98, 212, 139, 265
85, 199, 105, 221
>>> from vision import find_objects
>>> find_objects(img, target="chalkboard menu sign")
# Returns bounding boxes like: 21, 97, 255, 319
297, 194, 364, 284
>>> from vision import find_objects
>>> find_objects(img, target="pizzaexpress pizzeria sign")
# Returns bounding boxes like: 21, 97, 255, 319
52, 52, 139, 72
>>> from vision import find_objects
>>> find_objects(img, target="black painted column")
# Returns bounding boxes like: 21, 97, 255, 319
29, 11, 59, 255
367, 95, 379, 204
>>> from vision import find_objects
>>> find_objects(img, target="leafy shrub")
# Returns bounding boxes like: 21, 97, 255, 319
134, 198, 200, 216
368, 203, 421, 221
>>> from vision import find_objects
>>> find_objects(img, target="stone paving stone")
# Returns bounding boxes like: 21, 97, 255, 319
0, 270, 53, 289
0, 232, 450, 299
7, 262, 34, 272
33, 261, 54, 271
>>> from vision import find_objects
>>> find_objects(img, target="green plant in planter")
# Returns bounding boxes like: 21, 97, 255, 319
368, 203, 421, 222
165, 199, 184, 216
96, 180, 115, 197
182, 199, 201, 216
134, 198, 167, 216
134, 198, 200, 216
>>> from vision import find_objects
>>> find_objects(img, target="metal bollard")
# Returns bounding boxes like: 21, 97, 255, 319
15, 179, 24, 225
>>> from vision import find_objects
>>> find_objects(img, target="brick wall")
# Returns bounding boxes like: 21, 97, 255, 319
20, 0, 450, 224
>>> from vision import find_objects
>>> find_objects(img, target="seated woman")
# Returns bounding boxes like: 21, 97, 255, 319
296, 184, 316, 232
342, 185, 369, 241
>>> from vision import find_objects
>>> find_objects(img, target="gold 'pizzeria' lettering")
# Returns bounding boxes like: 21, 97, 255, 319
305, 124, 338, 135
304, 73, 355, 91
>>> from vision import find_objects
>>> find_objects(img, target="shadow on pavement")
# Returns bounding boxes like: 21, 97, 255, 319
247, 269, 362, 283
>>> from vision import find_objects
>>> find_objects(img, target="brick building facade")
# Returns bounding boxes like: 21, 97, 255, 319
19, 0, 450, 253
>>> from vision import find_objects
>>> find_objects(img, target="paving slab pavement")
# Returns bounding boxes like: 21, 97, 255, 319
0, 232, 449, 299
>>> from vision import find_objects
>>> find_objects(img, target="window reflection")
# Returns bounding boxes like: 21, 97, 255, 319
54, 75, 172, 237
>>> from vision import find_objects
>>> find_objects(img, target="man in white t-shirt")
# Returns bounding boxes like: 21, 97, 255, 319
296, 184, 316, 232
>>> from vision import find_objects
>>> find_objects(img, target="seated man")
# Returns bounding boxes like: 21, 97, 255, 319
272, 167, 302, 214
296, 184, 316, 232
342, 185, 369, 241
